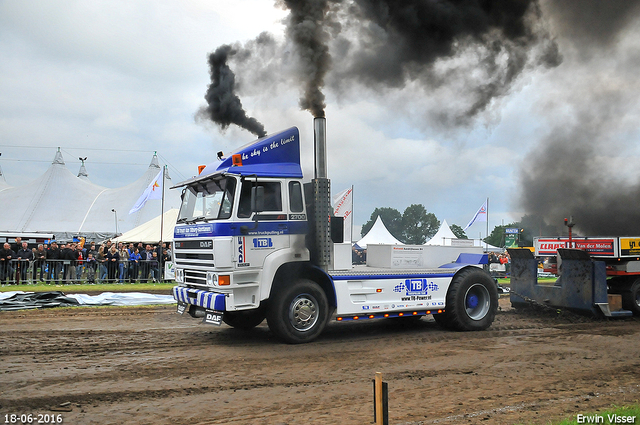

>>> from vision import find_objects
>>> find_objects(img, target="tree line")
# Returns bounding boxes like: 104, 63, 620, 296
484, 214, 559, 248
361, 208, 561, 248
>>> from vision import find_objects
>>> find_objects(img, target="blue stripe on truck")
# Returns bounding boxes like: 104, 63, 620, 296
174, 221, 308, 238
173, 286, 226, 311
330, 272, 457, 281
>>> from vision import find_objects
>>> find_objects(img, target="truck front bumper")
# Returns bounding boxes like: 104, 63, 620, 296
173, 286, 226, 311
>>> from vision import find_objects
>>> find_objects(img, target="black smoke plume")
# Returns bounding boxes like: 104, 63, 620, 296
328, 0, 560, 124
517, 1, 640, 236
280, 0, 336, 117
200, 0, 559, 131
198, 44, 267, 138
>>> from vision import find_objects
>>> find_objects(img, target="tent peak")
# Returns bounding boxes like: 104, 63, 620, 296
356, 215, 403, 249
78, 163, 89, 179
149, 152, 160, 169
53, 148, 65, 165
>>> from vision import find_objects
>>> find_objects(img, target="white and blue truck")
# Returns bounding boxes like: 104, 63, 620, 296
171, 118, 498, 343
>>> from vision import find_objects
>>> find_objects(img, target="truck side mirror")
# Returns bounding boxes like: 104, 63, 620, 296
251, 186, 264, 213
330, 216, 344, 244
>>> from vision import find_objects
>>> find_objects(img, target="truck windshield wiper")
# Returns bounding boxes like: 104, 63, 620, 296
186, 216, 208, 224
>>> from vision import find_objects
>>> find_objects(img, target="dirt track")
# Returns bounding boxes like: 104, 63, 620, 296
1, 297, 639, 425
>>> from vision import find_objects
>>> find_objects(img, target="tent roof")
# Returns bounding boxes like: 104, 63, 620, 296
0, 150, 181, 239
114, 209, 179, 243
425, 219, 458, 245
0, 163, 9, 191
355, 216, 403, 249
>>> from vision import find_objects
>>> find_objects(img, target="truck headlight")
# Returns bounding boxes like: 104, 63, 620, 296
175, 268, 184, 283
206, 271, 218, 287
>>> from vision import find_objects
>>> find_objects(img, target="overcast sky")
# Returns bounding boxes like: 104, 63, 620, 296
2, 1, 640, 238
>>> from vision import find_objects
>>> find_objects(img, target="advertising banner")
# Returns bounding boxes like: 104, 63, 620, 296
505, 233, 518, 248
164, 261, 175, 280
619, 237, 640, 257
534, 237, 617, 257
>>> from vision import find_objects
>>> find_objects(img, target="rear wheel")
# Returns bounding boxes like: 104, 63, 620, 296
621, 279, 640, 316
266, 279, 329, 344
442, 267, 498, 331
223, 307, 266, 330
432, 312, 450, 328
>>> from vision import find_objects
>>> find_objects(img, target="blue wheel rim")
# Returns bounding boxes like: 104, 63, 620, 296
464, 283, 490, 320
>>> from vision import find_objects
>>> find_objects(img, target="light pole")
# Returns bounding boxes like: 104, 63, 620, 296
111, 209, 118, 235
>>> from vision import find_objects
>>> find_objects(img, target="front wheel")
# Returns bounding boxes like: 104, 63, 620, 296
266, 279, 329, 344
223, 307, 266, 330
442, 267, 498, 331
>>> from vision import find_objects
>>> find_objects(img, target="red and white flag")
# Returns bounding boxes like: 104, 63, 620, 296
463, 200, 487, 230
332, 187, 353, 241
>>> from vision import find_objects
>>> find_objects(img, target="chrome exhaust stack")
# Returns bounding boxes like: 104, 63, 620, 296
312, 117, 331, 269
314, 117, 327, 179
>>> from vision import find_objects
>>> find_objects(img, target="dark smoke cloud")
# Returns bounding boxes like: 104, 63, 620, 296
343, 0, 537, 84
517, 1, 640, 236
279, 0, 338, 117
328, 0, 560, 125
519, 113, 640, 236
544, 0, 640, 49
199, 0, 560, 132
198, 44, 267, 138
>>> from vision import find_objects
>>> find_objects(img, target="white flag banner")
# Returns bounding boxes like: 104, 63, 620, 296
332, 187, 353, 242
129, 169, 163, 214
463, 200, 487, 230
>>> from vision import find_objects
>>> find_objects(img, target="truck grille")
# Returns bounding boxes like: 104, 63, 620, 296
173, 238, 215, 270
175, 253, 214, 261
184, 269, 207, 286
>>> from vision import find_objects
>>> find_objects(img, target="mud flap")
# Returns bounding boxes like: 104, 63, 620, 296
204, 310, 223, 326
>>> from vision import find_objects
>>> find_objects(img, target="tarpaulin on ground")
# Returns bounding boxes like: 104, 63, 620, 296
0, 291, 175, 311
0, 291, 80, 311
66, 292, 175, 306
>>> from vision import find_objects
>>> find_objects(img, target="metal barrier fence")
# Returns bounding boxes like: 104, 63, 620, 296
0, 259, 169, 285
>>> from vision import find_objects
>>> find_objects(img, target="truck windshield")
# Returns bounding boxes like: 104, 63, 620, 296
177, 177, 236, 223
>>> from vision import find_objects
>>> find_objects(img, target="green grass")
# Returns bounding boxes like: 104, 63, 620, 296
551, 404, 640, 425
0, 281, 174, 293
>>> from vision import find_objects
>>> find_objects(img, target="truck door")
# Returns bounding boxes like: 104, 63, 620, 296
235, 180, 290, 268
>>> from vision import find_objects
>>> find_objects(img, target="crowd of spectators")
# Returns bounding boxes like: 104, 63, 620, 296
488, 251, 510, 277
0, 237, 172, 285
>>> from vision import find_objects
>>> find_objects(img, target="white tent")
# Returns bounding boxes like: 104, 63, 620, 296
114, 209, 179, 243
0, 150, 182, 241
425, 219, 459, 245
355, 216, 403, 249
0, 164, 9, 191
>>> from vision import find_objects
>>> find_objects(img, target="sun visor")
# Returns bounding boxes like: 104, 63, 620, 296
171, 127, 302, 189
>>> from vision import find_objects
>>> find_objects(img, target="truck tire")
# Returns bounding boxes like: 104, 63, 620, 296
266, 279, 329, 344
621, 279, 640, 316
442, 267, 498, 331
432, 312, 450, 329
223, 308, 266, 330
